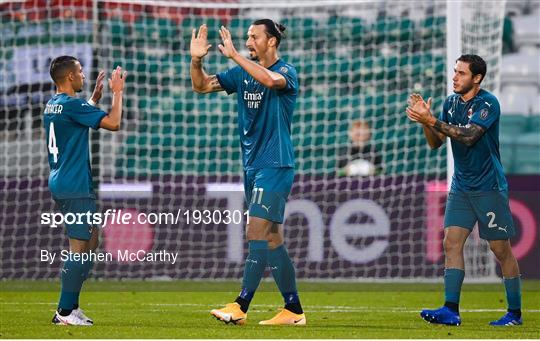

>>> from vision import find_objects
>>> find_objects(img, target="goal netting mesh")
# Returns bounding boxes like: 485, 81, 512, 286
0, 0, 506, 281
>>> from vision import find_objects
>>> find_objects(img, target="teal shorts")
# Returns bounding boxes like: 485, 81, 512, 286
244, 167, 294, 224
55, 198, 97, 241
444, 190, 515, 240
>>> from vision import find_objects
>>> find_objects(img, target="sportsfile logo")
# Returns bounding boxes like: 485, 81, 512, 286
40, 209, 131, 228
40, 209, 249, 228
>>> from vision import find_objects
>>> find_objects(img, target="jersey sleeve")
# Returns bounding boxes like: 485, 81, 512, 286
66, 98, 108, 129
275, 64, 298, 93
438, 98, 450, 123
216, 66, 241, 94
469, 98, 500, 130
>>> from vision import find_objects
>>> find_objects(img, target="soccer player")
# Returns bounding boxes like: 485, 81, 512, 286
406, 54, 522, 326
190, 20, 306, 326
44, 56, 126, 325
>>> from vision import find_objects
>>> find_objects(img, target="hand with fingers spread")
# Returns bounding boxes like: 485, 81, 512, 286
191, 24, 212, 61
90, 70, 105, 104
406, 93, 435, 125
218, 26, 238, 59
108, 66, 127, 94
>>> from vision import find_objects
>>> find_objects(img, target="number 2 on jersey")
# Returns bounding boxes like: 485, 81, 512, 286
486, 211, 497, 228
48, 122, 59, 163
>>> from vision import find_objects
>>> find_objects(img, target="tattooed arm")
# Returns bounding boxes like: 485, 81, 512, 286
432, 120, 485, 147
408, 108, 486, 147
406, 93, 485, 147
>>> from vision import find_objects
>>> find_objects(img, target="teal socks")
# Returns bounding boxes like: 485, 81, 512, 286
504, 276, 522, 311
237, 240, 269, 310
73, 259, 94, 309
268, 245, 299, 303
58, 257, 86, 310
444, 268, 465, 305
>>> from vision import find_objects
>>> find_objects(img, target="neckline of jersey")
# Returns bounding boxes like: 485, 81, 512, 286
458, 88, 484, 104
266, 58, 281, 70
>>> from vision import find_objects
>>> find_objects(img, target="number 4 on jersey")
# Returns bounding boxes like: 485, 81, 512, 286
48, 122, 59, 163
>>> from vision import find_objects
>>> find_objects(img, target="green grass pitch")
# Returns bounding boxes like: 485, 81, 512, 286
1, 281, 538, 338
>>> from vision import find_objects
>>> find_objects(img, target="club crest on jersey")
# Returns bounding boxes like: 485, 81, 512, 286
480, 108, 489, 120
467, 108, 473, 119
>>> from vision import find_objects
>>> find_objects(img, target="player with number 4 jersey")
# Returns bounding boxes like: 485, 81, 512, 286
44, 56, 126, 326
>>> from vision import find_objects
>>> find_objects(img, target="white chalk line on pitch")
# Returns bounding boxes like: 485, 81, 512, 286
1, 302, 539, 313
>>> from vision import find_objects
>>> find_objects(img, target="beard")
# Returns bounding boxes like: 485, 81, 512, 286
453, 82, 473, 95
248, 49, 258, 61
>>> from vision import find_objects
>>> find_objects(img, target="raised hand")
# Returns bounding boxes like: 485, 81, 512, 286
90, 70, 105, 104
407, 93, 419, 109
191, 24, 212, 60
218, 26, 238, 59
409, 93, 432, 113
108, 66, 127, 94
406, 93, 433, 124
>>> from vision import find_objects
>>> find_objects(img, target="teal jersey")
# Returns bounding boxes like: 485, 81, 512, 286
43, 93, 107, 199
439, 89, 507, 192
216, 59, 297, 170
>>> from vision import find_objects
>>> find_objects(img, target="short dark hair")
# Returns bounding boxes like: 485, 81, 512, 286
49, 55, 78, 83
252, 19, 286, 47
456, 54, 487, 83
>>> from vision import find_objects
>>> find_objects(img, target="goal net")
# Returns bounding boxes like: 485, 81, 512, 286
0, 0, 506, 282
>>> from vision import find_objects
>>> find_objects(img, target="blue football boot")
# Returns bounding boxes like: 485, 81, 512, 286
489, 312, 522, 326
420, 306, 461, 326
